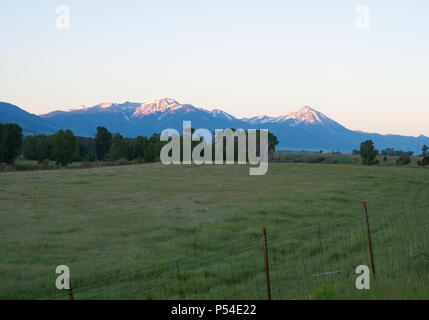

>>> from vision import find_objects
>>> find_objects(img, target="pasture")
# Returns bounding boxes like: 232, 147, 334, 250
0, 162, 428, 299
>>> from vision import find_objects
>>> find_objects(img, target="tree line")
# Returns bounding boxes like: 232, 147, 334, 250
20, 126, 165, 165
353, 147, 416, 157
1, 124, 280, 166
358, 140, 429, 166
0, 123, 23, 164
0, 124, 166, 165
3, 122, 428, 168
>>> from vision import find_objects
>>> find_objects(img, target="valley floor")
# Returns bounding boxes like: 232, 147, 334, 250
0, 162, 428, 299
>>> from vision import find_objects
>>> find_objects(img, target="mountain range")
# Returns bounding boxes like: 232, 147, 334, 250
1, 99, 428, 153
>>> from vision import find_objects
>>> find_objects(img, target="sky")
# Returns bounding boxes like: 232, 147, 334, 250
1, 0, 429, 136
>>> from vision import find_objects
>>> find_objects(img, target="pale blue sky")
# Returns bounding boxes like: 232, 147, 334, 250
1, 0, 428, 136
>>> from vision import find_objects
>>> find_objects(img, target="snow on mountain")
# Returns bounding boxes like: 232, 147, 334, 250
241, 106, 342, 127
241, 115, 276, 125
16, 98, 427, 153
209, 109, 235, 121
61, 98, 205, 119
47, 98, 242, 124
45, 99, 337, 127
133, 98, 182, 116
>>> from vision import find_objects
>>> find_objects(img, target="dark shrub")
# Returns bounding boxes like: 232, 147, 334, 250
14, 163, 38, 171
308, 157, 325, 164
396, 154, 411, 165
116, 158, 128, 166
39, 159, 50, 170
80, 161, 95, 169
131, 157, 144, 165
417, 156, 429, 166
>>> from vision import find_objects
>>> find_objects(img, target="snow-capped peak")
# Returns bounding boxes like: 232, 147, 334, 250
278, 106, 325, 124
99, 102, 114, 109
242, 106, 336, 126
55, 100, 337, 129
241, 114, 276, 124
209, 109, 235, 121
133, 98, 184, 116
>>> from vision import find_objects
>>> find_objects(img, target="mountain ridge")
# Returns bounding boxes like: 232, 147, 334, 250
0, 102, 59, 135
2, 98, 429, 153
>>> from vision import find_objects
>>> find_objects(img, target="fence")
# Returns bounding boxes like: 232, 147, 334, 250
37, 200, 429, 300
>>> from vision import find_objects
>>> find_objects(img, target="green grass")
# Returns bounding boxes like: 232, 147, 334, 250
273, 151, 361, 164
0, 162, 428, 299
273, 151, 425, 167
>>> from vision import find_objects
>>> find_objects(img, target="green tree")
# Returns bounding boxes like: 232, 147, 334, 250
84, 151, 96, 162
22, 135, 40, 160
132, 136, 147, 160
268, 132, 279, 152
144, 143, 157, 162
95, 126, 112, 160
40, 135, 55, 162
422, 145, 428, 157
22, 135, 56, 162
53, 129, 78, 166
76, 136, 95, 161
268, 132, 279, 161
360, 140, 378, 165
110, 133, 131, 161
1, 123, 23, 164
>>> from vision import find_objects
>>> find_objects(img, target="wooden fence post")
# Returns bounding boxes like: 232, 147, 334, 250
68, 278, 74, 300
363, 201, 376, 276
176, 260, 185, 299
262, 228, 271, 300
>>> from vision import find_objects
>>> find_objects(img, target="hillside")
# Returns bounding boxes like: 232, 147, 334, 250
0, 102, 58, 135
1, 99, 429, 153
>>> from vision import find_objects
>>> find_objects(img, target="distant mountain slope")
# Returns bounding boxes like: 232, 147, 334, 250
2, 99, 429, 153
0, 102, 58, 135
243, 106, 429, 153
41, 98, 245, 137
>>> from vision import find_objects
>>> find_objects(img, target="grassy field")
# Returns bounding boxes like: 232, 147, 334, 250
273, 151, 423, 166
0, 162, 428, 299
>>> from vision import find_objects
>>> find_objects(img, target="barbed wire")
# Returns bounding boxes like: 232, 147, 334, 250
36, 199, 429, 300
